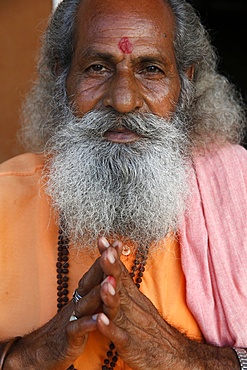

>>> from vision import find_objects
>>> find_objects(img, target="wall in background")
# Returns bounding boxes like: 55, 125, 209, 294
0, 0, 51, 163
189, 0, 247, 146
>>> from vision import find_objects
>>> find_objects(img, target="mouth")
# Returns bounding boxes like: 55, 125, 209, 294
103, 125, 142, 143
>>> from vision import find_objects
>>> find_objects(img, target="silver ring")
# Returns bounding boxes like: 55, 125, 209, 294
69, 311, 78, 322
73, 289, 83, 304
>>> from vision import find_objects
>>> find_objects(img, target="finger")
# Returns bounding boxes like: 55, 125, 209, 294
120, 279, 166, 328
95, 313, 130, 350
100, 247, 134, 313
101, 275, 117, 289
77, 257, 103, 297
100, 279, 151, 333
98, 238, 121, 282
100, 271, 162, 335
100, 272, 138, 334
100, 280, 121, 321
66, 316, 97, 351
75, 284, 102, 318
100, 247, 122, 282
100, 247, 165, 330
98, 236, 110, 254
98, 237, 123, 257
95, 313, 175, 370
112, 240, 123, 257
100, 248, 135, 305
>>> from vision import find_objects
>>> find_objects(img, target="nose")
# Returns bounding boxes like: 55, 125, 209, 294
103, 71, 143, 113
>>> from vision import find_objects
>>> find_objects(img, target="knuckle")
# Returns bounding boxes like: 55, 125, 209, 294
113, 310, 127, 328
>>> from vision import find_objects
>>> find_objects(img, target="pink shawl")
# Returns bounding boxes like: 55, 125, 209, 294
180, 144, 247, 347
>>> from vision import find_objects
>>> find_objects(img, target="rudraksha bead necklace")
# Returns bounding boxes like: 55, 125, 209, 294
56, 228, 76, 370
56, 228, 70, 312
56, 227, 149, 370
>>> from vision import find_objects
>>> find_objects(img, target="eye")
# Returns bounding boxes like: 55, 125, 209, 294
144, 65, 163, 74
86, 64, 107, 73
85, 63, 108, 75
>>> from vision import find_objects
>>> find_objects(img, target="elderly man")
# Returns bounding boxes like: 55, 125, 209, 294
0, 0, 246, 369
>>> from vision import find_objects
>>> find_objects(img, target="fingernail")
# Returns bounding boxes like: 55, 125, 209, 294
92, 314, 98, 321
101, 313, 110, 326
101, 276, 110, 286
101, 237, 110, 249
101, 275, 115, 286
108, 284, 116, 296
108, 250, 115, 264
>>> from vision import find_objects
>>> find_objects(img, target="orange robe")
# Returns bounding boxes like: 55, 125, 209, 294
0, 153, 202, 369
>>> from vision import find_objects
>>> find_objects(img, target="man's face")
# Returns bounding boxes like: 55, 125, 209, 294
47, 0, 190, 249
66, 0, 181, 143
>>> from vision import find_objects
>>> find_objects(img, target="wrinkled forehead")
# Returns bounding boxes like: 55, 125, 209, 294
74, 0, 176, 47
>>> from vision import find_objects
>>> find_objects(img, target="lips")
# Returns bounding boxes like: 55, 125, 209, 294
103, 125, 141, 143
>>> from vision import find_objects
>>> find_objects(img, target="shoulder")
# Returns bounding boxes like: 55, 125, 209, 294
0, 153, 46, 209
192, 144, 247, 203
0, 152, 45, 177
193, 144, 247, 173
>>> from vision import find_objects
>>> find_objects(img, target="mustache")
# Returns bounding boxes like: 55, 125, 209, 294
50, 109, 188, 144
87, 111, 167, 138
81, 111, 176, 139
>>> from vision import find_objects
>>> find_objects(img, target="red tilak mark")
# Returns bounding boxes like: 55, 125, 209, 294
118, 37, 133, 54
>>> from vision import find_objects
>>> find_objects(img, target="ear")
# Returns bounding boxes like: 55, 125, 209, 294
185, 65, 195, 81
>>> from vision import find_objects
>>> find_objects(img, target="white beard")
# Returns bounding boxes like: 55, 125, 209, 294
44, 110, 191, 252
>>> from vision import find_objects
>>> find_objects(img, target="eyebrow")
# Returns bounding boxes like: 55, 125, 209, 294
135, 55, 170, 66
79, 48, 119, 63
79, 47, 171, 68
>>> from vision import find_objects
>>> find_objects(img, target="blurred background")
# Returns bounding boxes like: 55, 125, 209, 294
0, 0, 51, 162
0, 0, 246, 163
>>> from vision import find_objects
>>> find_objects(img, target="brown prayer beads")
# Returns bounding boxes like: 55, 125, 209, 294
57, 227, 76, 370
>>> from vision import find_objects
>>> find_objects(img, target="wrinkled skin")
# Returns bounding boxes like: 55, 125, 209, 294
66, 0, 183, 137
1, 0, 240, 368
96, 243, 239, 370
4, 238, 238, 369
3, 239, 107, 370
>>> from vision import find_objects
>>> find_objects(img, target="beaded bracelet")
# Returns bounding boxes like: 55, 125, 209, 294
0, 336, 22, 370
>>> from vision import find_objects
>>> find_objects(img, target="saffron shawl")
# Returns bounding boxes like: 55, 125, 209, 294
180, 144, 247, 347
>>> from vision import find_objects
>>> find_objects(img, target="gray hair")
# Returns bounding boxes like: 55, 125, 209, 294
20, 0, 246, 151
